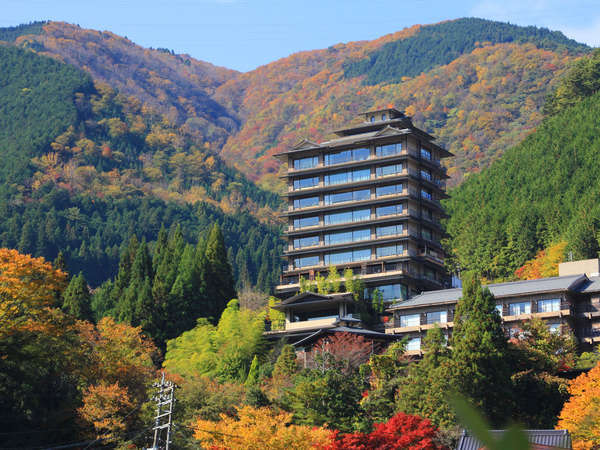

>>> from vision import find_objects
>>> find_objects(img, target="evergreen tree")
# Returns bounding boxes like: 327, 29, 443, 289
450, 272, 513, 426
53, 251, 67, 273
61, 272, 93, 321
273, 345, 298, 379
204, 224, 236, 322
245, 355, 260, 387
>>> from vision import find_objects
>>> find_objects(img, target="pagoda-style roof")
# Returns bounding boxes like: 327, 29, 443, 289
271, 291, 355, 311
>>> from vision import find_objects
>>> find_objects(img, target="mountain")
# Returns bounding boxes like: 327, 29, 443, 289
443, 49, 600, 280
0, 44, 283, 289
3, 19, 590, 191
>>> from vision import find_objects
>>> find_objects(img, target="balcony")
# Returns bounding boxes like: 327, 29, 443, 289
286, 316, 339, 331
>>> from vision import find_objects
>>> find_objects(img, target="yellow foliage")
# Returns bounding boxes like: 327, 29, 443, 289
193, 406, 331, 450
515, 242, 567, 280
557, 362, 600, 449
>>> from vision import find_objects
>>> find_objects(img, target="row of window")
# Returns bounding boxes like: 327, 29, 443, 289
397, 298, 563, 328
293, 204, 404, 229
293, 184, 405, 210
292, 164, 405, 190
291, 144, 435, 171
293, 244, 406, 268
293, 224, 405, 249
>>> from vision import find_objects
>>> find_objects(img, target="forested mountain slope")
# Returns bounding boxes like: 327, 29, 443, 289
0, 45, 283, 289
3, 19, 589, 191
444, 50, 600, 280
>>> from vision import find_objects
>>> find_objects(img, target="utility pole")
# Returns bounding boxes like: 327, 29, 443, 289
150, 372, 176, 450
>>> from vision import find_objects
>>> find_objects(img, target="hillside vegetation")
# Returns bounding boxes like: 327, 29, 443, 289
0, 45, 283, 289
444, 49, 600, 280
5, 19, 589, 189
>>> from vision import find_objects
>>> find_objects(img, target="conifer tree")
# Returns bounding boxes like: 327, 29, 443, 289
61, 272, 93, 321
204, 224, 236, 322
450, 272, 513, 426
53, 251, 67, 273
245, 355, 260, 387
273, 344, 298, 379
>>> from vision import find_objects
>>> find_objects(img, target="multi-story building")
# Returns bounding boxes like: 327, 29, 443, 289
274, 108, 453, 303
385, 258, 600, 355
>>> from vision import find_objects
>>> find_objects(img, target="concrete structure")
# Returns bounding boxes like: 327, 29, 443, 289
457, 429, 572, 450
274, 107, 452, 302
385, 267, 600, 354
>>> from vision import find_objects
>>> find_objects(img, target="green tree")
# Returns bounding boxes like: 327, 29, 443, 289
61, 272, 93, 321
273, 344, 298, 379
204, 224, 237, 321
245, 355, 260, 387
450, 272, 513, 426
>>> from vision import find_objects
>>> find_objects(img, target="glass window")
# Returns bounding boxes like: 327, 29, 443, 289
353, 168, 371, 182
324, 228, 371, 245
509, 302, 531, 316
324, 189, 370, 205
375, 284, 406, 302
294, 196, 319, 209
421, 169, 432, 181
293, 156, 318, 170
376, 164, 403, 177
422, 208, 433, 220
376, 143, 402, 157
324, 148, 369, 166
376, 204, 403, 217
421, 189, 432, 200
370, 116, 375, 122
548, 323, 561, 334
495, 304, 503, 317
426, 311, 447, 324
294, 255, 319, 268
324, 169, 370, 185
324, 248, 371, 265
382, 113, 387, 120
422, 228, 432, 241
325, 209, 370, 225
421, 148, 432, 160
294, 216, 319, 229
400, 314, 420, 327
376, 184, 403, 197
407, 337, 421, 351
293, 236, 319, 249
293, 176, 319, 190
354, 189, 371, 201
538, 298, 561, 313
376, 224, 403, 238
376, 244, 404, 258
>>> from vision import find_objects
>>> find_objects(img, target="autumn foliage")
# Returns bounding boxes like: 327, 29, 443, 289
557, 362, 600, 449
515, 242, 567, 280
193, 405, 331, 450
324, 412, 445, 450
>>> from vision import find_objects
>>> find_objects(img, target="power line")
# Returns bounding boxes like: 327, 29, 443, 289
149, 372, 177, 450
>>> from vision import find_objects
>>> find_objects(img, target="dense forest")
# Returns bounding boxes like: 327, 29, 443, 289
3, 19, 590, 189
343, 18, 588, 84
444, 49, 600, 280
0, 45, 283, 289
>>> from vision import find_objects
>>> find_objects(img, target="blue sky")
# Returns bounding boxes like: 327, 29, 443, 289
5, 0, 600, 72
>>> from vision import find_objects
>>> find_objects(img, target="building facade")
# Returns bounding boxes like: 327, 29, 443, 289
275, 108, 453, 302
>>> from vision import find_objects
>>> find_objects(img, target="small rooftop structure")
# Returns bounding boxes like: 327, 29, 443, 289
559, 258, 600, 278
457, 429, 572, 450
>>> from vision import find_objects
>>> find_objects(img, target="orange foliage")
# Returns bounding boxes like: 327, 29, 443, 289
193, 406, 331, 450
515, 242, 567, 280
557, 362, 600, 449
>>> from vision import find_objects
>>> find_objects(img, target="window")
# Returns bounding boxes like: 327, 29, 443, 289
293, 236, 319, 249
381, 113, 387, 120
426, 311, 447, 324
421, 148, 432, 160
324, 168, 370, 185
375, 284, 407, 301
294, 196, 319, 209
421, 169, 432, 181
294, 255, 319, 268
293, 156, 318, 170
376, 224, 403, 238
421, 189, 432, 200
325, 208, 370, 225
294, 216, 319, 229
400, 314, 420, 327
370, 116, 375, 122
376, 164, 403, 177
495, 304, 503, 317
509, 302, 531, 316
376, 143, 402, 157
421, 228, 432, 241
324, 248, 371, 265
325, 189, 370, 205
376, 244, 404, 258
376, 184, 403, 197
293, 176, 319, 190
324, 148, 369, 166
324, 228, 370, 245
548, 323, 561, 334
407, 337, 421, 351
538, 298, 561, 313
376, 204, 403, 217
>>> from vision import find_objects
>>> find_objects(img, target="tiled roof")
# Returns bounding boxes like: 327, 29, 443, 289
457, 429, 572, 450
389, 274, 588, 310
579, 276, 600, 293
